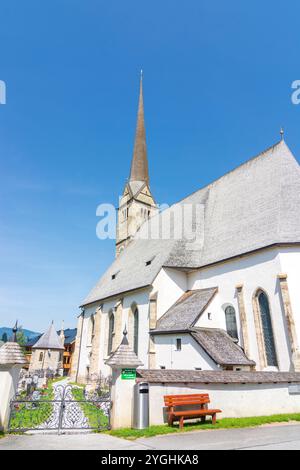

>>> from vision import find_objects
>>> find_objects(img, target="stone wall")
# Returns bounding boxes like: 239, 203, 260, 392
29, 349, 62, 373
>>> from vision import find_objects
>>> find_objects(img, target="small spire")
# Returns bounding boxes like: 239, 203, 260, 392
11, 320, 18, 343
280, 127, 284, 141
121, 325, 129, 345
60, 321, 65, 339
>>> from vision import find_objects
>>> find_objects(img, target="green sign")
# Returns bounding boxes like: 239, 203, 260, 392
121, 368, 136, 380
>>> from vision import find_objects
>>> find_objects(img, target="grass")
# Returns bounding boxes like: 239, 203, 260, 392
72, 387, 109, 429
107, 413, 300, 440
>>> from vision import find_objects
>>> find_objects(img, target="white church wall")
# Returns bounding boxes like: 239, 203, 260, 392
77, 303, 99, 380
279, 247, 300, 343
155, 334, 218, 371
95, 289, 151, 377
122, 290, 150, 369
97, 299, 117, 377
194, 293, 229, 331
152, 268, 187, 320
188, 247, 292, 371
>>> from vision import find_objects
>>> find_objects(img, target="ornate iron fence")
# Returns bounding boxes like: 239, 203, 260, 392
8, 384, 111, 433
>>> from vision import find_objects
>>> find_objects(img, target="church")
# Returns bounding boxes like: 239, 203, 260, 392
71, 76, 300, 384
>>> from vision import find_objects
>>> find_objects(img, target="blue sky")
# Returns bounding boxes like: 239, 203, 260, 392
0, 0, 300, 332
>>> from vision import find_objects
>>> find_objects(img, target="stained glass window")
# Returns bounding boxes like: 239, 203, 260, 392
107, 311, 115, 355
225, 306, 239, 341
133, 308, 139, 355
258, 291, 278, 367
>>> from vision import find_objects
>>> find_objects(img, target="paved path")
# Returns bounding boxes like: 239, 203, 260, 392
0, 433, 149, 450
135, 423, 300, 450
1, 423, 299, 450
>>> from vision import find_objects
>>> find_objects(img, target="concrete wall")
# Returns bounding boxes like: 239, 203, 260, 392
147, 382, 300, 425
0, 365, 22, 431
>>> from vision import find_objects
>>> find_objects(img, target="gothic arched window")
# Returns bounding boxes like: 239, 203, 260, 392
133, 308, 139, 355
257, 291, 278, 367
107, 311, 115, 355
39, 352, 43, 362
225, 306, 239, 341
90, 314, 95, 343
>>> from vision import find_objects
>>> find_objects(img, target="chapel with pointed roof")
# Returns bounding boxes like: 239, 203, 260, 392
29, 322, 65, 375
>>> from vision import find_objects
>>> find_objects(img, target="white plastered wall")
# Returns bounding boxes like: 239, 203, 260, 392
278, 247, 300, 346
154, 333, 218, 370
152, 267, 188, 320
148, 382, 300, 425
77, 303, 100, 380
0, 365, 22, 431
81, 289, 152, 378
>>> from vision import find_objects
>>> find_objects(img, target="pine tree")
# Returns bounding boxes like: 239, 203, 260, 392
1, 332, 8, 343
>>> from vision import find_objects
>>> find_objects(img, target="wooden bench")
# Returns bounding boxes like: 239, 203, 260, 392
164, 394, 222, 429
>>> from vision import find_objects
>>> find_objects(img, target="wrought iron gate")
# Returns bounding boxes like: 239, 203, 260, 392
8, 384, 111, 433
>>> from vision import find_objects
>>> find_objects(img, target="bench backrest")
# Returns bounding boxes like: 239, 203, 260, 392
164, 394, 210, 408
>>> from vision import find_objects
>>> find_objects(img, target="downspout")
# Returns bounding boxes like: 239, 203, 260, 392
75, 308, 85, 383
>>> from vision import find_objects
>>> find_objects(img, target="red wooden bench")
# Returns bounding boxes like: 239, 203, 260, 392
164, 393, 222, 429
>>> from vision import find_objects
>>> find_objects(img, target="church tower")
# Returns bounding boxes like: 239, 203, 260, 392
116, 73, 157, 256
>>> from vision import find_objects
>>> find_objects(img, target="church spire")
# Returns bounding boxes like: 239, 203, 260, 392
129, 71, 149, 185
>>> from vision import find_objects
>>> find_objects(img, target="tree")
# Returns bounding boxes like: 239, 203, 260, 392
16, 329, 27, 352
1, 332, 8, 343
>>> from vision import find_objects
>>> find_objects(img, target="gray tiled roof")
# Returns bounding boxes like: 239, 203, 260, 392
190, 328, 255, 366
83, 140, 300, 306
136, 369, 300, 384
153, 288, 217, 332
0, 342, 27, 365
32, 323, 64, 350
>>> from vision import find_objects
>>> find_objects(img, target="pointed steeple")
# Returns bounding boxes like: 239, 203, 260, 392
129, 71, 149, 184
32, 322, 64, 350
